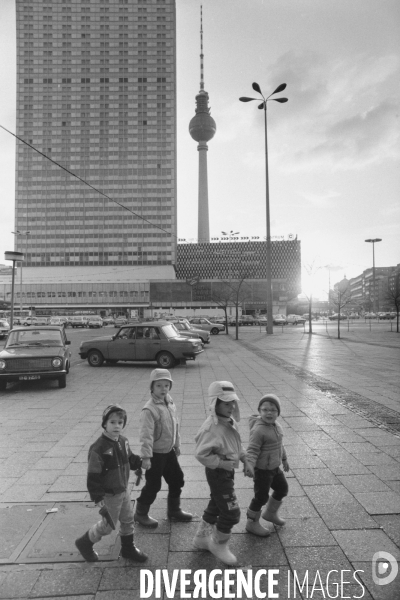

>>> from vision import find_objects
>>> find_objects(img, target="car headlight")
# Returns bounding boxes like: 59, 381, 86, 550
0, 360, 6, 369
52, 357, 63, 368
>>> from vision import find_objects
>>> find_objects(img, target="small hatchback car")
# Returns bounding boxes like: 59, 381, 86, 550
0, 326, 71, 390
79, 320, 203, 368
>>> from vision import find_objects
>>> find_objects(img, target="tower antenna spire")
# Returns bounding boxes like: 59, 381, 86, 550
200, 5, 204, 91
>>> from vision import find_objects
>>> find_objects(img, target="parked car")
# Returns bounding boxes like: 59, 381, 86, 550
102, 317, 115, 325
49, 317, 68, 328
21, 317, 39, 326
70, 316, 88, 328
87, 316, 103, 329
273, 314, 288, 325
169, 320, 210, 344
239, 315, 259, 326
0, 326, 71, 390
286, 314, 307, 325
363, 312, 377, 319
188, 317, 225, 335
114, 316, 128, 328
0, 320, 10, 339
348, 313, 360, 319
79, 320, 203, 369
328, 313, 348, 321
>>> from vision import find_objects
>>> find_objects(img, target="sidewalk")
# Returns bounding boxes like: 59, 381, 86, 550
0, 330, 399, 600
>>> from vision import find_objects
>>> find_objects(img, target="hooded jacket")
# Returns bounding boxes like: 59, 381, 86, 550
139, 393, 180, 457
194, 396, 246, 469
246, 415, 287, 471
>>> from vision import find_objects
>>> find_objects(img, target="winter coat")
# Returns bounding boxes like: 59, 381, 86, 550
139, 393, 180, 458
87, 433, 141, 504
195, 415, 246, 469
246, 415, 287, 470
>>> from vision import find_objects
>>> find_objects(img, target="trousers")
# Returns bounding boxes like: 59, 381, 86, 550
202, 467, 241, 534
137, 449, 184, 506
89, 489, 134, 543
249, 466, 288, 512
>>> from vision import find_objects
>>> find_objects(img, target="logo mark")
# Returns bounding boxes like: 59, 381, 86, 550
372, 551, 398, 586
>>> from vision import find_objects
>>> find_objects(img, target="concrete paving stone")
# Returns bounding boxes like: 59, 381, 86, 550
0, 569, 41, 599
340, 441, 382, 454
356, 427, 399, 438
70, 451, 88, 463
292, 468, 339, 486
302, 503, 380, 531
23, 442, 56, 452
30, 567, 103, 597
281, 417, 322, 432
41, 492, 90, 502
278, 496, 320, 519
319, 460, 371, 475
169, 520, 206, 551
18, 470, 65, 485
370, 435, 400, 448
98, 567, 150, 591
279, 443, 316, 456
0, 485, 50, 502
380, 446, 400, 458
335, 414, 378, 428
285, 545, 354, 579
180, 482, 213, 499
296, 434, 342, 450
304, 484, 361, 506
178, 444, 196, 454
63, 463, 88, 476
337, 474, 391, 493
44, 447, 82, 458
386, 480, 400, 493
373, 514, 400, 546
355, 453, 399, 466
354, 491, 400, 514
367, 464, 400, 480
351, 561, 400, 600
48, 476, 87, 493
0, 478, 17, 494
332, 529, 400, 561
285, 455, 326, 469
282, 478, 305, 497
176, 455, 199, 467
277, 517, 337, 547
319, 428, 368, 443
31, 456, 73, 470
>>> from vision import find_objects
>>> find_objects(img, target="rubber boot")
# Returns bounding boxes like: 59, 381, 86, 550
75, 531, 99, 562
120, 534, 148, 563
134, 501, 158, 528
208, 525, 237, 565
167, 497, 193, 522
245, 509, 270, 537
261, 496, 286, 526
193, 518, 213, 551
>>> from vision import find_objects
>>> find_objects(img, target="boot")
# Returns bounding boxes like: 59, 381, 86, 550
245, 509, 270, 537
75, 531, 99, 562
208, 525, 237, 565
261, 496, 286, 526
120, 534, 148, 563
167, 497, 193, 522
134, 501, 158, 528
193, 518, 213, 551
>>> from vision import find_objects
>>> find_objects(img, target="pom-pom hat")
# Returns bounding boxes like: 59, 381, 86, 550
258, 393, 281, 416
208, 381, 241, 424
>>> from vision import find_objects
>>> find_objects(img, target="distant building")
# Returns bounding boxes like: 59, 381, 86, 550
347, 266, 396, 312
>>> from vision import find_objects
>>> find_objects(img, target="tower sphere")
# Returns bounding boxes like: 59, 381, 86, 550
189, 91, 216, 142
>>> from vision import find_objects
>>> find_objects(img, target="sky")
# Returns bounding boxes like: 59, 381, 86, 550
0, 0, 399, 299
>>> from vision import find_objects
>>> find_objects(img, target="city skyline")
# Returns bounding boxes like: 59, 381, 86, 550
1, 0, 399, 298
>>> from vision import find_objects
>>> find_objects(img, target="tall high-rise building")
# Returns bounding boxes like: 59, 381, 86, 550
15, 0, 177, 271
189, 6, 216, 243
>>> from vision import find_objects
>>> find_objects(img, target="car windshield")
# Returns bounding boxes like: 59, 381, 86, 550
161, 324, 180, 339
6, 329, 63, 347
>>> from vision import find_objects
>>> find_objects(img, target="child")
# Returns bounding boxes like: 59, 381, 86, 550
193, 381, 249, 565
75, 404, 147, 562
245, 393, 289, 536
134, 368, 192, 527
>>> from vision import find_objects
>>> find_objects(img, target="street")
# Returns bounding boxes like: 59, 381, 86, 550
0, 325, 399, 599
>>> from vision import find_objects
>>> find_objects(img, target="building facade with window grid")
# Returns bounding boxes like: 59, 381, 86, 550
15, 0, 177, 269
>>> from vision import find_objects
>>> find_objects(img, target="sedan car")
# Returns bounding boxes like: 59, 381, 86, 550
189, 318, 225, 334
87, 316, 103, 328
169, 320, 211, 344
0, 320, 10, 339
328, 313, 348, 321
79, 320, 203, 369
273, 314, 288, 325
49, 317, 67, 328
114, 316, 128, 328
0, 326, 71, 390
286, 314, 307, 325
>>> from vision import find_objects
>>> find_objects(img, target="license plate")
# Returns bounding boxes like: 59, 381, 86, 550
19, 375, 41, 381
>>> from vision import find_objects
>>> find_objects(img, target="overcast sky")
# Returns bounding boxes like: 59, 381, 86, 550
0, 0, 399, 298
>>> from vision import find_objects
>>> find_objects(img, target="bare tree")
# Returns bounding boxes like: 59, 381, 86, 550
384, 277, 400, 333
210, 282, 234, 335
330, 278, 355, 339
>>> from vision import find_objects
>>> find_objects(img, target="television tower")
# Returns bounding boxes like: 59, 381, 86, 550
189, 6, 216, 243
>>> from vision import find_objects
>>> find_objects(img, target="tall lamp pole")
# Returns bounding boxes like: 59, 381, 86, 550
12, 230, 30, 313
365, 238, 382, 313
240, 83, 288, 334
4, 251, 25, 330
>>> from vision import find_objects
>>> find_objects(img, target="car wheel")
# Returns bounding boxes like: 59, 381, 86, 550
58, 374, 67, 389
156, 351, 175, 368
66, 362, 70, 374
211, 328, 219, 335
88, 350, 104, 367
0, 380, 7, 391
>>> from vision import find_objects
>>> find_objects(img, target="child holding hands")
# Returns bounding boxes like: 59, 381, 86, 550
245, 393, 290, 536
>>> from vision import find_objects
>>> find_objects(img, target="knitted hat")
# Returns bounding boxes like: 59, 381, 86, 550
258, 394, 281, 415
208, 381, 241, 423
149, 368, 173, 389
102, 404, 127, 428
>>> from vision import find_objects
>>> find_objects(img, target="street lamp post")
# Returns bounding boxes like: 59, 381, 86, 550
4, 251, 25, 330
12, 230, 30, 313
365, 238, 382, 313
240, 83, 288, 334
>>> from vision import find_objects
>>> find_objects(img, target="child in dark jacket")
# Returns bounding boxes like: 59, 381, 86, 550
245, 393, 290, 536
75, 404, 147, 563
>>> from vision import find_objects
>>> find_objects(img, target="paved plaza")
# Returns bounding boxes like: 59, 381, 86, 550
0, 326, 399, 599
